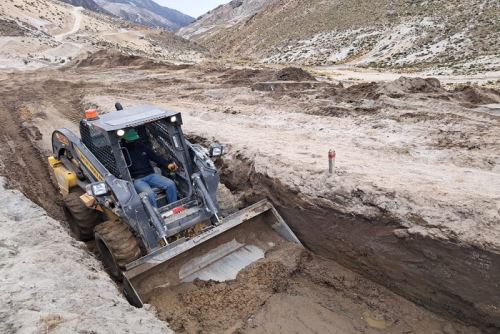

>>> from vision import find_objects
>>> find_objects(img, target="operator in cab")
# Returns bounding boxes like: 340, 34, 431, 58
121, 128, 178, 207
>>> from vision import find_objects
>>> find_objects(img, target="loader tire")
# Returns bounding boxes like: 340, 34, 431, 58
63, 189, 99, 241
95, 220, 141, 280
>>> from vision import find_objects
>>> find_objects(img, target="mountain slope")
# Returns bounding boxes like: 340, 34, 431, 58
180, 0, 500, 73
59, 0, 110, 14
95, 0, 194, 31
179, 0, 275, 39
0, 0, 204, 68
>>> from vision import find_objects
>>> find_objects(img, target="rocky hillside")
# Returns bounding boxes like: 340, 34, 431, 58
0, 0, 204, 68
95, 0, 194, 31
180, 0, 500, 73
61, 0, 194, 31
59, 0, 108, 13
179, 0, 274, 39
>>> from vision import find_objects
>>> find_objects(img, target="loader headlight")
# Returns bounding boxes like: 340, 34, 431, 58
170, 116, 177, 123
88, 182, 109, 197
209, 144, 224, 158
117, 129, 125, 137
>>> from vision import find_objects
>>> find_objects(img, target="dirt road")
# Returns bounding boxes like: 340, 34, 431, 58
54, 6, 83, 41
0, 55, 498, 332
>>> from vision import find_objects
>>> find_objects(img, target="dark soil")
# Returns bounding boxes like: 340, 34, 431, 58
73, 50, 192, 70
0, 90, 64, 220
218, 68, 275, 85
453, 85, 500, 105
275, 67, 316, 81
0, 19, 31, 36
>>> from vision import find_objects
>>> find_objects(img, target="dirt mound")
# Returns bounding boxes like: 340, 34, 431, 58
380, 77, 444, 98
343, 82, 382, 100
275, 67, 316, 81
219, 67, 316, 86
219, 68, 275, 85
74, 50, 190, 70
150, 244, 305, 333
303, 77, 498, 111
300, 78, 442, 105
317, 78, 499, 109
323, 77, 442, 102
391, 76, 442, 92
453, 85, 500, 105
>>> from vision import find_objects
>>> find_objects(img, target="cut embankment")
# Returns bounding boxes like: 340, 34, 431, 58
217, 152, 500, 332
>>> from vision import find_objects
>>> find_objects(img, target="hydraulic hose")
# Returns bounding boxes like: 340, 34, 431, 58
192, 173, 221, 223
140, 193, 168, 244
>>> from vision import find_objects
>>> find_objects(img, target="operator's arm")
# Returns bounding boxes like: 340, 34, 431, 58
139, 142, 172, 166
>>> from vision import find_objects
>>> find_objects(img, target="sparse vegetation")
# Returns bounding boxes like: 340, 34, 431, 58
182, 0, 500, 74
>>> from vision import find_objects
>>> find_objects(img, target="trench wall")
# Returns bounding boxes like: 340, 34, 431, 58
219, 154, 500, 331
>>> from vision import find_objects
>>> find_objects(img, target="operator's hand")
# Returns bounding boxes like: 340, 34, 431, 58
167, 163, 178, 172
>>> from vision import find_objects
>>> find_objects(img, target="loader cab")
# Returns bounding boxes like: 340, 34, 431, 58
79, 105, 194, 205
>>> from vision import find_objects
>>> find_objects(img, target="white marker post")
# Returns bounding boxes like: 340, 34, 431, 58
328, 149, 336, 174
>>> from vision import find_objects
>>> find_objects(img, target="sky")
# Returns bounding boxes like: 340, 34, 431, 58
154, 0, 232, 18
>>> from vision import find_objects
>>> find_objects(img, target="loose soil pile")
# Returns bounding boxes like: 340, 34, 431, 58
73, 50, 192, 70
218, 66, 316, 86
383, 76, 442, 94
275, 67, 316, 81
452, 85, 500, 105
319, 76, 499, 104
218, 68, 275, 85
224, 71, 500, 112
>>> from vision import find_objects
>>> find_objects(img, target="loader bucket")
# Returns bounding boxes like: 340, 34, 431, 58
123, 199, 301, 307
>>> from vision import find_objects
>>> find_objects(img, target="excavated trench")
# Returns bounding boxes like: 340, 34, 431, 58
132, 143, 493, 333
213, 151, 500, 332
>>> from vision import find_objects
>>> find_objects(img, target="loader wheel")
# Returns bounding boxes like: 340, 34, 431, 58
63, 189, 99, 241
95, 220, 141, 280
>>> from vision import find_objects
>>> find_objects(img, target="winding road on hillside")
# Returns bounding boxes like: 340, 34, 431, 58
55, 6, 83, 41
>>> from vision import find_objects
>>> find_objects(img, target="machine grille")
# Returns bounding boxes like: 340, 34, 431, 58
79, 121, 120, 177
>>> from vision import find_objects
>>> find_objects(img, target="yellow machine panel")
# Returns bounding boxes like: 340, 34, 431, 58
48, 156, 78, 195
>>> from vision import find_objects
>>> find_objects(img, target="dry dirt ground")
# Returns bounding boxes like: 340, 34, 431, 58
0, 54, 499, 333
0, 178, 171, 333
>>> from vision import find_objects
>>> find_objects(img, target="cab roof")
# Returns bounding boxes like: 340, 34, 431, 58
88, 105, 181, 131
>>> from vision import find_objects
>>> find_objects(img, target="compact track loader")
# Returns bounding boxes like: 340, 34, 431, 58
49, 104, 300, 306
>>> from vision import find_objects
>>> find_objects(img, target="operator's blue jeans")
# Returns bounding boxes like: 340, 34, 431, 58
134, 174, 177, 207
